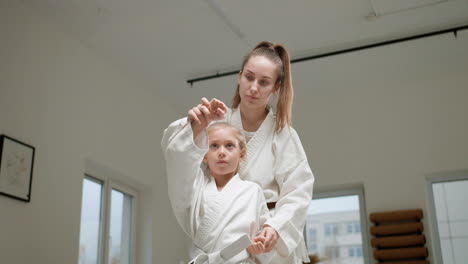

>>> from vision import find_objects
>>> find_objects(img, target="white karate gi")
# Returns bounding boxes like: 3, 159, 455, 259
226, 108, 314, 264
162, 107, 315, 264
162, 122, 272, 264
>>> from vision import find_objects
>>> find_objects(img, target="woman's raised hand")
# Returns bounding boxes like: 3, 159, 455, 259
187, 98, 213, 128
187, 97, 227, 140
187, 97, 227, 127
209, 98, 228, 121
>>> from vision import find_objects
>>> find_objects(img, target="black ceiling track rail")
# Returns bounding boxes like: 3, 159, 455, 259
187, 24, 468, 86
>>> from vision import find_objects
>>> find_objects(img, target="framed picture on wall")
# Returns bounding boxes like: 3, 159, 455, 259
0, 135, 35, 202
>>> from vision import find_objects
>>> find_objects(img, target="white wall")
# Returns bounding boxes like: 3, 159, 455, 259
0, 1, 186, 263
292, 30, 468, 263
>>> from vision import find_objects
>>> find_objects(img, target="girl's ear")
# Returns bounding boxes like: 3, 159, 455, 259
240, 149, 246, 161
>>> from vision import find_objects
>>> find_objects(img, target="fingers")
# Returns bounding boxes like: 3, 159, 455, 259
198, 104, 210, 116
193, 106, 207, 125
210, 98, 227, 120
188, 97, 227, 126
262, 227, 278, 253
219, 101, 228, 112
263, 232, 272, 252
211, 98, 228, 112
187, 108, 201, 124
247, 241, 265, 255
252, 236, 266, 244
248, 235, 267, 255
201, 97, 211, 108
264, 235, 276, 252
187, 102, 213, 127
254, 242, 265, 253
215, 108, 226, 117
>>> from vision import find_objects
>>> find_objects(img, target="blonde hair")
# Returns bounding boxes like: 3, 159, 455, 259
207, 122, 247, 155
232, 41, 293, 132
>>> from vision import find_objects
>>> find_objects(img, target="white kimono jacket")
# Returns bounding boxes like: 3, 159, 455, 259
162, 122, 272, 263
162, 107, 315, 264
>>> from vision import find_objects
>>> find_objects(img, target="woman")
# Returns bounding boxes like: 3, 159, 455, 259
163, 41, 314, 263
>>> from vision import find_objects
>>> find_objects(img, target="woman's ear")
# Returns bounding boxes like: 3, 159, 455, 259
274, 81, 281, 94
237, 71, 242, 85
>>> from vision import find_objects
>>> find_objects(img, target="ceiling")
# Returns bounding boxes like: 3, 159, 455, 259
23, 0, 468, 110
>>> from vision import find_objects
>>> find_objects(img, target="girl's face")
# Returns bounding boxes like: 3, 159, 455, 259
238, 55, 279, 111
203, 127, 245, 179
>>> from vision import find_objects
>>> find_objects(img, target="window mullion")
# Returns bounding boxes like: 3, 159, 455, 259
101, 179, 112, 264
130, 193, 137, 264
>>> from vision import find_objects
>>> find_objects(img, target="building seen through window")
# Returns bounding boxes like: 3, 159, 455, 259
305, 194, 366, 264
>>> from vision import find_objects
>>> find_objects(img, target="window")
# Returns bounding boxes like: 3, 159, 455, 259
309, 229, 317, 238
356, 246, 363, 257
428, 173, 468, 264
307, 229, 318, 252
304, 187, 370, 263
79, 175, 137, 264
355, 222, 361, 233
79, 177, 103, 264
325, 246, 340, 258
348, 246, 363, 257
325, 223, 339, 236
347, 221, 361, 234
309, 244, 317, 251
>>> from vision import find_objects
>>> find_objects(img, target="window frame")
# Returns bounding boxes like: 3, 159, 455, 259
426, 170, 468, 264
306, 186, 371, 264
81, 175, 105, 264
82, 174, 138, 264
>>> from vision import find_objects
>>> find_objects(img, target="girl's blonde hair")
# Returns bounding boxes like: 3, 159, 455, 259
232, 41, 293, 132
207, 122, 247, 155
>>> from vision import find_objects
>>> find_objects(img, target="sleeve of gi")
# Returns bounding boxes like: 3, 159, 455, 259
263, 127, 315, 259
161, 117, 208, 234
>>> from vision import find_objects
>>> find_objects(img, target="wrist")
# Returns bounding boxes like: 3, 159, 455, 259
262, 225, 277, 233
190, 122, 204, 138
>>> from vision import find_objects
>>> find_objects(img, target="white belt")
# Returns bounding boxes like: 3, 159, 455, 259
189, 234, 252, 264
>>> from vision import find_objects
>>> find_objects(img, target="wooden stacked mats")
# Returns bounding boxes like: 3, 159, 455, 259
370, 209, 429, 264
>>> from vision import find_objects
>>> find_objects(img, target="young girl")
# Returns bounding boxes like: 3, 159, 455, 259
162, 121, 273, 263
166, 41, 315, 263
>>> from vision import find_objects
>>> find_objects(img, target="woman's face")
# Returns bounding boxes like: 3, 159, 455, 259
238, 55, 279, 111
